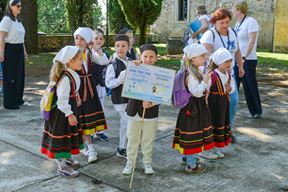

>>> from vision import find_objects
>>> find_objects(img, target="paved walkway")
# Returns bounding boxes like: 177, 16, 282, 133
0, 74, 288, 192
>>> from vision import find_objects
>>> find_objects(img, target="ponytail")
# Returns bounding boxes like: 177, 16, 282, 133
206, 59, 217, 73
183, 54, 203, 82
49, 61, 65, 82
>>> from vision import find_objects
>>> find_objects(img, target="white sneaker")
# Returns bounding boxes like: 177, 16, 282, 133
88, 150, 98, 163
82, 143, 89, 156
142, 163, 154, 175
63, 158, 81, 169
57, 164, 79, 178
199, 151, 218, 160
122, 164, 133, 175
214, 150, 225, 159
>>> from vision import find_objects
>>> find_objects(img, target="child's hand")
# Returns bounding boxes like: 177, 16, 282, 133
203, 72, 211, 84
225, 83, 232, 92
133, 60, 140, 65
117, 70, 126, 84
143, 101, 153, 108
68, 114, 78, 126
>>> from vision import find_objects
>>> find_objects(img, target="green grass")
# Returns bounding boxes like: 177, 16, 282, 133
258, 51, 288, 72
26, 44, 287, 77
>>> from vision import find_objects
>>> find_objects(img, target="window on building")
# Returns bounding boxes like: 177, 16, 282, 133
178, 0, 188, 21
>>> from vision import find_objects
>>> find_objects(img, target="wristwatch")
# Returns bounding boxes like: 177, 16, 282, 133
242, 56, 246, 61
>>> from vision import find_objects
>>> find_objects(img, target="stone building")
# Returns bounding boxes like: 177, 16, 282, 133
152, 0, 288, 52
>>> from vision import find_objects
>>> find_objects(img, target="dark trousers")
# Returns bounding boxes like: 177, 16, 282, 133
3, 43, 25, 108
234, 60, 262, 116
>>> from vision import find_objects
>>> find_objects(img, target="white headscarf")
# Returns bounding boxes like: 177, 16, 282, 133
73, 27, 93, 43
53, 46, 80, 66
210, 47, 233, 66
183, 43, 207, 59
9, 0, 20, 6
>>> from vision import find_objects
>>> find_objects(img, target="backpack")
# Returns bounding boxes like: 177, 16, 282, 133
172, 67, 192, 108
40, 71, 76, 121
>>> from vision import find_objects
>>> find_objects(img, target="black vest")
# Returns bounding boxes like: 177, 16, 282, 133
126, 47, 137, 60
126, 99, 159, 119
111, 58, 129, 104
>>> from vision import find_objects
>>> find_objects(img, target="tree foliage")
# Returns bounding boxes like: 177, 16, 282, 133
65, 0, 94, 32
109, 0, 131, 33
118, 0, 163, 45
0, 0, 7, 19
38, 0, 68, 33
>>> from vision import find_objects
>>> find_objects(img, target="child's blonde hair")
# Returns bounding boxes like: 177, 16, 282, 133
206, 57, 218, 73
183, 55, 203, 82
49, 50, 82, 82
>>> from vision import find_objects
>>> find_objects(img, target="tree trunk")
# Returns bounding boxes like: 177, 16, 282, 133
139, 22, 147, 45
21, 0, 38, 54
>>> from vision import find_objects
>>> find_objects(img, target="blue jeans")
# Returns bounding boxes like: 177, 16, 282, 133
234, 60, 262, 116
230, 75, 238, 129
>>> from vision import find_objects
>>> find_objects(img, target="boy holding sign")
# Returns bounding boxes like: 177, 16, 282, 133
122, 44, 159, 175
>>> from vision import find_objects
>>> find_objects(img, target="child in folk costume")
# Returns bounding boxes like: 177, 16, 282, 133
172, 43, 214, 173
118, 27, 139, 60
41, 46, 83, 177
206, 47, 235, 158
73, 27, 108, 163
90, 28, 110, 141
122, 44, 159, 175
105, 34, 133, 158
112, 27, 139, 61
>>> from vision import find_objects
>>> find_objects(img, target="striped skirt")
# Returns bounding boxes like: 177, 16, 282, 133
78, 74, 107, 135
209, 93, 231, 147
172, 96, 214, 155
41, 99, 83, 159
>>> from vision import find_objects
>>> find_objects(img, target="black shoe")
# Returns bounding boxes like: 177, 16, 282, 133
116, 148, 127, 158
18, 100, 25, 106
4, 106, 20, 110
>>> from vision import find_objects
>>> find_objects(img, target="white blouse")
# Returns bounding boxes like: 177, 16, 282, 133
0, 16, 25, 44
105, 56, 132, 89
187, 73, 211, 98
82, 48, 109, 73
56, 68, 80, 117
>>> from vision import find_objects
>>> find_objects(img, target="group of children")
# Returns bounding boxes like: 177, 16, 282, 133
40, 26, 160, 177
173, 44, 234, 173
40, 25, 235, 177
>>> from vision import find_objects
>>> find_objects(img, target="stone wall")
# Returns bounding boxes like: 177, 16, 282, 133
152, 0, 275, 49
273, 0, 288, 53
38, 34, 159, 52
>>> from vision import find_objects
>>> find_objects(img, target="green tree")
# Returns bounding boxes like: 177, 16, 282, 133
65, 0, 95, 32
109, 0, 131, 33
118, 0, 163, 45
92, 2, 103, 29
38, 0, 68, 33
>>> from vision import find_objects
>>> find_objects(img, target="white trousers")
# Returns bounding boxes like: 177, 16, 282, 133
96, 85, 106, 134
126, 119, 157, 165
113, 104, 128, 149
96, 85, 106, 108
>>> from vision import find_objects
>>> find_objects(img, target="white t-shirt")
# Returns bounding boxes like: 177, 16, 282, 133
235, 16, 259, 60
200, 27, 238, 75
0, 16, 25, 44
